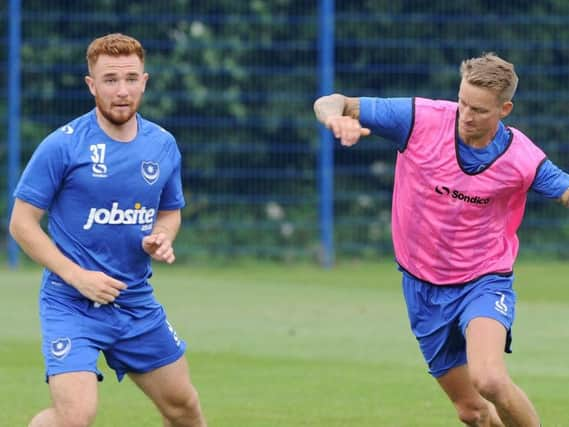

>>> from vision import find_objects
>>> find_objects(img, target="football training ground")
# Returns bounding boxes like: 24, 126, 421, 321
1, 260, 567, 426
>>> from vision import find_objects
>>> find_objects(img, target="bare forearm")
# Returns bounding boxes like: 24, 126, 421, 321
152, 210, 181, 242
314, 94, 345, 124
314, 93, 360, 125
10, 221, 82, 283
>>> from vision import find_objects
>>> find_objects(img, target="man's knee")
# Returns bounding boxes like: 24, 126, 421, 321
29, 406, 97, 427
470, 369, 510, 402
454, 400, 489, 426
61, 405, 97, 427
161, 385, 203, 421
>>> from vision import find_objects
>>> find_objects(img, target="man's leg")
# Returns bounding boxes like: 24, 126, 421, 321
29, 372, 98, 427
128, 356, 206, 427
438, 364, 504, 427
466, 317, 540, 427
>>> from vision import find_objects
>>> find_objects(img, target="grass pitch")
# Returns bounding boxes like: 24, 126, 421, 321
1, 260, 568, 426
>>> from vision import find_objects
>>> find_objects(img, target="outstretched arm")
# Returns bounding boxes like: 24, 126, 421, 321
532, 160, 569, 208
9, 198, 126, 304
313, 93, 371, 146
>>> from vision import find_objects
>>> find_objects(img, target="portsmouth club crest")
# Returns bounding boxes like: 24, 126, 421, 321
51, 337, 72, 360
141, 161, 160, 185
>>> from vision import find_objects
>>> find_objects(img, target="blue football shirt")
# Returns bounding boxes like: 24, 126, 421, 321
14, 109, 186, 305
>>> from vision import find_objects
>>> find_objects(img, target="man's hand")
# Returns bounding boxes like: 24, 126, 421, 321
558, 187, 569, 208
72, 270, 127, 305
142, 232, 176, 264
325, 116, 371, 146
313, 94, 370, 146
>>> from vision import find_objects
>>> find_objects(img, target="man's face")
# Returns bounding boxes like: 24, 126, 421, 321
457, 79, 512, 146
85, 54, 148, 126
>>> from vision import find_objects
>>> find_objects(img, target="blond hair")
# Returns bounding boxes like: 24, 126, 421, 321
460, 53, 518, 102
86, 33, 145, 74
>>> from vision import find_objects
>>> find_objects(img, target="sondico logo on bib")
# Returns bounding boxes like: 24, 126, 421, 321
83, 202, 155, 230
435, 185, 491, 205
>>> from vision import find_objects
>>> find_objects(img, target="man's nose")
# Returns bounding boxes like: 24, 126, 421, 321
116, 80, 129, 96
462, 108, 474, 121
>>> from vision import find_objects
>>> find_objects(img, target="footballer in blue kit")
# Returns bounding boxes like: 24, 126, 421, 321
10, 33, 207, 427
18, 110, 184, 304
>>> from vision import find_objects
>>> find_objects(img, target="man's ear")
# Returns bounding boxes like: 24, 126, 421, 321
85, 75, 96, 97
141, 72, 149, 93
500, 101, 513, 119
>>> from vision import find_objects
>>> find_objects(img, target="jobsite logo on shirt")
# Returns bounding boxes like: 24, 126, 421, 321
83, 202, 155, 231
434, 185, 491, 205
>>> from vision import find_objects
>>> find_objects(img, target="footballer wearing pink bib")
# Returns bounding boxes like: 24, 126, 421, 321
392, 97, 546, 285
314, 53, 566, 427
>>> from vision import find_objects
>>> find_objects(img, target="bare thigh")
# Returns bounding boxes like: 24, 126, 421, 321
49, 371, 99, 421
128, 356, 198, 413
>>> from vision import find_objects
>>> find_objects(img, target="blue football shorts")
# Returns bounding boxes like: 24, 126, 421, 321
401, 271, 516, 378
39, 294, 186, 382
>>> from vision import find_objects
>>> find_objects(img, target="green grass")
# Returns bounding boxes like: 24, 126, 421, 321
1, 260, 568, 426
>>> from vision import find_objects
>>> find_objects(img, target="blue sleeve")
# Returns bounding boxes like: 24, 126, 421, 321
158, 140, 186, 211
359, 97, 413, 151
531, 159, 569, 199
13, 132, 69, 210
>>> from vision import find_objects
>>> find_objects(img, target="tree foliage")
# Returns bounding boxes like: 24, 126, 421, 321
2, 1, 569, 260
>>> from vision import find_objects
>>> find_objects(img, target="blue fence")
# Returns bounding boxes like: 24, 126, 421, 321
3, 1, 569, 266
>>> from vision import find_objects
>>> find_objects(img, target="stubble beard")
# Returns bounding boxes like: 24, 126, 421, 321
96, 96, 141, 126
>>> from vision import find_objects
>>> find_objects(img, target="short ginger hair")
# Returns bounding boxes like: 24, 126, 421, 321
86, 33, 145, 74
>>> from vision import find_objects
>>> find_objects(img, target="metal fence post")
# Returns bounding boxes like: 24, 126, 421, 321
317, 0, 335, 268
7, 0, 22, 268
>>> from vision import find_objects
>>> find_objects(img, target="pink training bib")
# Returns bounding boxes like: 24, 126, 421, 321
392, 97, 546, 285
